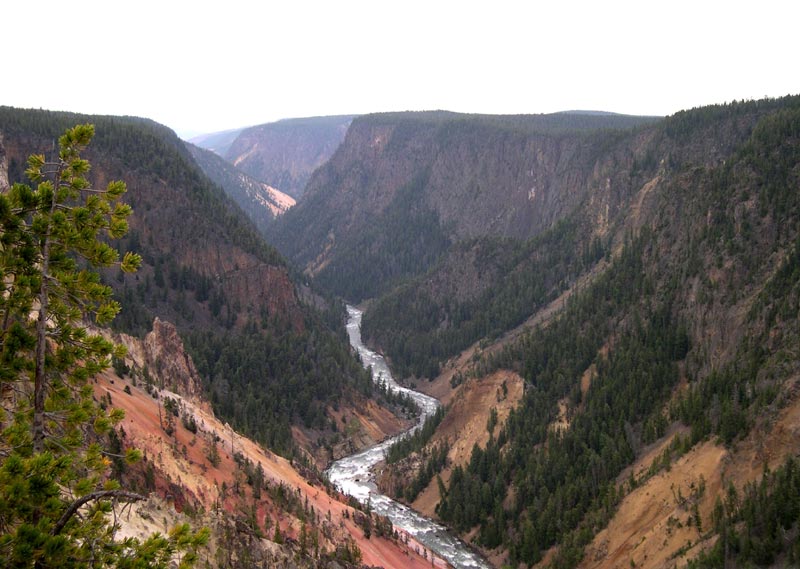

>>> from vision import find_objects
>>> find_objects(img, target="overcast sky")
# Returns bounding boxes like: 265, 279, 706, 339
4, 0, 799, 138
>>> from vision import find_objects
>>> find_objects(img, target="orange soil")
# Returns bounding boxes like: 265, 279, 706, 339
95, 373, 436, 568
412, 371, 524, 518
579, 377, 800, 569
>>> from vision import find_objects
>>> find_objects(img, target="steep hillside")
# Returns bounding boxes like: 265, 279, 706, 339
94, 321, 438, 568
265, 97, 800, 567
268, 111, 658, 302
223, 115, 355, 199
374, 97, 800, 568
360, 100, 800, 381
1, 116, 433, 567
187, 142, 295, 235
0, 107, 403, 461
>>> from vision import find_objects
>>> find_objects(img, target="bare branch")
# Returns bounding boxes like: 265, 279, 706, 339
52, 489, 146, 536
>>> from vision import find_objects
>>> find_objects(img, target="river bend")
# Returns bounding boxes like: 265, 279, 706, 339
326, 306, 491, 569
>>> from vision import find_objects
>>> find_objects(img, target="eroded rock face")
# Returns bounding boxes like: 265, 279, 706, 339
268, 113, 661, 302
117, 318, 206, 407
224, 115, 355, 200
142, 318, 205, 401
186, 142, 296, 236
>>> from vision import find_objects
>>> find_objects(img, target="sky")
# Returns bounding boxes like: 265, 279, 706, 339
4, 0, 799, 139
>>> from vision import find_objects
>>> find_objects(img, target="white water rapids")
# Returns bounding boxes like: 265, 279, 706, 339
326, 306, 492, 569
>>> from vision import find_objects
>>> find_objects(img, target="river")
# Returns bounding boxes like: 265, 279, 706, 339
326, 305, 492, 569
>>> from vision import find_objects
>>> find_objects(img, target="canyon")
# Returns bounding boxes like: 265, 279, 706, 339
2, 96, 800, 568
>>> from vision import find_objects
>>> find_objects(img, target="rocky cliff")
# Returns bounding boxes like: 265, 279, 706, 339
115, 318, 207, 404
268, 111, 659, 302
430, 99, 800, 567
354, 101, 800, 379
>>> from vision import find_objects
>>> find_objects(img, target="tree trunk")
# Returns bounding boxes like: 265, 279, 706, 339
32, 163, 61, 453
32, 291, 49, 453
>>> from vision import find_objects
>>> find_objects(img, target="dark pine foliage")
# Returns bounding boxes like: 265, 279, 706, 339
362, 219, 605, 379
186, 319, 374, 456
311, 170, 452, 302
436, 233, 690, 564
385, 406, 445, 464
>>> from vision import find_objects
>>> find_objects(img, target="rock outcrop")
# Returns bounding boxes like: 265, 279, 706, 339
143, 318, 204, 400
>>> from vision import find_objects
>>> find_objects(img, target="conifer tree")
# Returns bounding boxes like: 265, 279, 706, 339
0, 125, 207, 566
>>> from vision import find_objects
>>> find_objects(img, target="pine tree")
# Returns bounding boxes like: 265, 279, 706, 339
0, 125, 207, 566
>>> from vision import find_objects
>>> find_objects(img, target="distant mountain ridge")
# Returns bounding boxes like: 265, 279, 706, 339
187, 127, 243, 155
557, 109, 640, 116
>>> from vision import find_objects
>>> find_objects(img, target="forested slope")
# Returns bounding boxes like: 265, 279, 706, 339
0, 107, 395, 458
266, 97, 800, 567
268, 111, 658, 303
428, 97, 800, 567
360, 99, 799, 381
